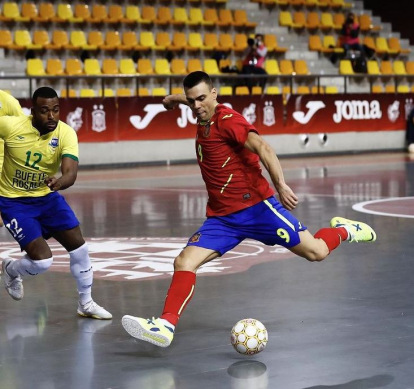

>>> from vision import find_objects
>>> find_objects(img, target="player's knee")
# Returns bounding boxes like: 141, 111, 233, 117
30, 257, 53, 274
304, 249, 327, 262
174, 253, 195, 272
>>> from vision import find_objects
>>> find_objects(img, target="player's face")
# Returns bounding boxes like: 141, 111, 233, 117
185, 82, 217, 123
32, 97, 60, 134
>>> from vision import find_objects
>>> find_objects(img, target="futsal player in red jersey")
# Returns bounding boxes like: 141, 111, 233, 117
122, 71, 376, 347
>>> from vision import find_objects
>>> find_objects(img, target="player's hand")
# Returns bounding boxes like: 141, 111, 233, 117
277, 183, 298, 210
162, 95, 180, 110
44, 176, 61, 191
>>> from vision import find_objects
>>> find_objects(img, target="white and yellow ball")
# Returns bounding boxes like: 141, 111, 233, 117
230, 318, 268, 355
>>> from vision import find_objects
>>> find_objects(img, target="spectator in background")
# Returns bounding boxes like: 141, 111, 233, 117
241, 34, 268, 90
339, 12, 364, 57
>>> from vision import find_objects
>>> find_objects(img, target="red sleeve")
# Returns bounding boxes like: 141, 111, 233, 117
219, 111, 257, 146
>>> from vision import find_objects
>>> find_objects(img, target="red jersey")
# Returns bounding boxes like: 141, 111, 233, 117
195, 104, 275, 217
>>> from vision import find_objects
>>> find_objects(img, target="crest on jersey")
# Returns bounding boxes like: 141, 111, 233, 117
49, 137, 59, 148
92, 104, 106, 133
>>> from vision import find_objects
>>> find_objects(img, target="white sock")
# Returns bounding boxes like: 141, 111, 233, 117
69, 243, 93, 305
159, 318, 175, 330
7, 254, 53, 278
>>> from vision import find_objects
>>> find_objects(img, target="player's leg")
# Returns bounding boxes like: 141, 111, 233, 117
122, 218, 242, 347
53, 226, 112, 320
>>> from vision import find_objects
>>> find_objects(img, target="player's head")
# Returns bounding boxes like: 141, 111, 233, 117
31, 87, 59, 134
183, 71, 217, 123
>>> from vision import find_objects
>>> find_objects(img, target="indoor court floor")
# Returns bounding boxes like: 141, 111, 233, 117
0, 151, 413, 389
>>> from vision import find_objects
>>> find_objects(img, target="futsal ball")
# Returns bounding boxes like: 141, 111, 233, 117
230, 318, 268, 355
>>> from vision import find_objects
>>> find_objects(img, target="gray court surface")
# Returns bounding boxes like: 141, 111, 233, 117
0, 152, 413, 389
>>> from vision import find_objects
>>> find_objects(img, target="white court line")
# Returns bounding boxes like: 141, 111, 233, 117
352, 197, 414, 219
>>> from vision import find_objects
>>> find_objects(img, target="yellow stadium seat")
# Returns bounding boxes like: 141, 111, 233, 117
171, 59, 187, 75
170, 32, 188, 51
384, 84, 396, 93
141, 6, 157, 23
121, 31, 139, 51
218, 33, 234, 52
88, 31, 104, 49
107, 5, 124, 24
322, 36, 344, 53
294, 60, 310, 75
375, 37, 398, 56
339, 60, 354, 75
139, 31, 163, 51
306, 12, 320, 30
333, 13, 345, 30
235, 86, 250, 95
68, 31, 97, 51
60, 88, 77, 98
65, 58, 83, 75
155, 59, 171, 75
311, 85, 324, 94
73, 4, 90, 22
26, 58, 45, 76
233, 34, 248, 53
204, 8, 219, 25
155, 32, 171, 50
84, 58, 102, 75
172, 8, 188, 26
218, 9, 234, 27
279, 11, 293, 27
297, 86, 310, 94
119, 58, 137, 75
187, 59, 202, 73
393, 61, 406, 75
371, 85, 384, 93
266, 86, 281, 95
397, 85, 410, 93
280, 60, 294, 75
292, 11, 306, 30
265, 60, 280, 75
0, 29, 23, 50
233, 9, 257, 28
89, 4, 108, 24
34, 2, 56, 23
116, 88, 132, 97
359, 14, 381, 33
155, 7, 172, 26
100, 89, 115, 97
320, 12, 335, 31
406, 61, 414, 75
219, 86, 233, 96
171, 87, 184, 95
46, 58, 64, 75
102, 31, 121, 51
380, 61, 393, 75
189, 8, 213, 26
80, 89, 96, 98
50, 30, 70, 50
325, 86, 339, 94
264, 34, 288, 53
188, 32, 212, 51
138, 88, 150, 97
309, 35, 323, 52
102, 59, 118, 75
388, 38, 411, 56
367, 60, 381, 75
21, 3, 39, 21
152, 87, 167, 96
204, 33, 219, 51
137, 59, 154, 75
251, 86, 263, 95
204, 59, 221, 75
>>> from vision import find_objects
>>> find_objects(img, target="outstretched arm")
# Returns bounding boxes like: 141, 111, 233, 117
44, 157, 78, 191
162, 94, 189, 110
244, 131, 298, 210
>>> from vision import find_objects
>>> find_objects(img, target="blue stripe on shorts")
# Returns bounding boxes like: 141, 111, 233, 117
0, 192, 79, 249
187, 196, 307, 255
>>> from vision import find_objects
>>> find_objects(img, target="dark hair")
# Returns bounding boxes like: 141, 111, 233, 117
32, 87, 58, 104
183, 71, 213, 90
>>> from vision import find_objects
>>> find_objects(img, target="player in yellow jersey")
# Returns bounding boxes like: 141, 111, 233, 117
0, 90, 26, 227
0, 87, 112, 320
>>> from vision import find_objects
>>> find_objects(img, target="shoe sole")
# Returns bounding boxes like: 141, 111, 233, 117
77, 311, 112, 320
122, 315, 171, 348
330, 217, 377, 243
2, 260, 23, 301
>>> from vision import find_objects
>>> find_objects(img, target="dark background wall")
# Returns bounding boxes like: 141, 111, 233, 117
363, 0, 413, 45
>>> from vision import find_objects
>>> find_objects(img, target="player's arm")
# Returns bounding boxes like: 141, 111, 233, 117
244, 131, 298, 210
45, 157, 78, 191
162, 94, 189, 110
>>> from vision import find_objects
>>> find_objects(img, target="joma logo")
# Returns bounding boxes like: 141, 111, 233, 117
333, 100, 382, 123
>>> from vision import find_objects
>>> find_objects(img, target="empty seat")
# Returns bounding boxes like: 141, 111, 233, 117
155, 7, 172, 26
294, 60, 310, 75
187, 59, 202, 73
155, 59, 171, 75
0, 29, 24, 50
367, 60, 381, 75
89, 4, 108, 24
219, 86, 233, 96
359, 14, 381, 32
393, 60, 406, 75
84, 58, 102, 75
26, 58, 45, 76
264, 34, 288, 53
123, 6, 151, 24
152, 87, 167, 96
119, 58, 137, 75
380, 61, 393, 75
80, 89, 96, 98
100, 88, 115, 97
65, 58, 83, 75
55, 3, 82, 23
116, 88, 132, 97
137, 59, 154, 75
1, 2, 30, 22
235, 86, 250, 95
60, 88, 77, 98
396, 85, 410, 93
388, 37, 411, 56
325, 86, 339, 94
107, 5, 124, 24
339, 60, 354, 75
46, 58, 64, 75
171, 59, 187, 75
102, 58, 119, 74
266, 86, 281, 95
265, 59, 280, 75
204, 59, 221, 75
15, 29, 42, 50
280, 60, 294, 75
233, 9, 257, 28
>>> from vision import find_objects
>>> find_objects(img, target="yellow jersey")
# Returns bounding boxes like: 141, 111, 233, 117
0, 115, 79, 198
0, 90, 25, 117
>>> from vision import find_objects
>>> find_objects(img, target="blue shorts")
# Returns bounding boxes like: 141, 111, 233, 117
0, 192, 79, 249
187, 196, 307, 255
